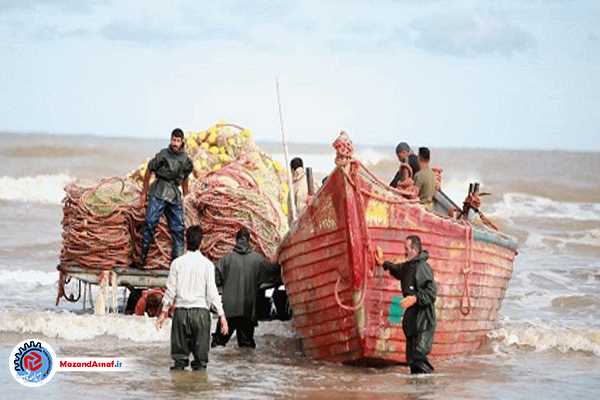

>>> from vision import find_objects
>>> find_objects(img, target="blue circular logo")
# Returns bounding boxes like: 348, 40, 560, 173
9, 339, 57, 387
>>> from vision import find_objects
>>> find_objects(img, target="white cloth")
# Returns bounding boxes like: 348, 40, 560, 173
161, 250, 224, 316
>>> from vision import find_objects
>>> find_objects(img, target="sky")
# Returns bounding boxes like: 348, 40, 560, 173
0, 0, 599, 150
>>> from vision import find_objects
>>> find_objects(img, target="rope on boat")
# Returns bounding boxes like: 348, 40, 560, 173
460, 223, 473, 316
333, 158, 369, 311
462, 192, 500, 231
332, 133, 384, 311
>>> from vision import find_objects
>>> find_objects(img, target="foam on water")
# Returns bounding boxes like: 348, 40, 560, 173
489, 321, 600, 357
492, 193, 600, 222
0, 310, 170, 342
0, 269, 57, 286
355, 147, 387, 166
0, 174, 73, 204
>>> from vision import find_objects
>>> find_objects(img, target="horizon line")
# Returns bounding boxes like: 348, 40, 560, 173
1, 129, 598, 155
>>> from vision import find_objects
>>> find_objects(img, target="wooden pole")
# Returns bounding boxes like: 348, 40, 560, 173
276, 78, 297, 221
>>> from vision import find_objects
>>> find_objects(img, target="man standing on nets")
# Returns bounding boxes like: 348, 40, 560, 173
139, 128, 193, 266
211, 227, 281, 348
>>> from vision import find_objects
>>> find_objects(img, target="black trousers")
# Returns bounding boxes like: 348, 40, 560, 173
405, 328, 435, 374
212, 316, 257, 348
171, 308, 211, 369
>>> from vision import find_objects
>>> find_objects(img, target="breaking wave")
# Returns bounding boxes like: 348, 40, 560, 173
489, 321, 600, 357
0, 144, 99, 158
491, 193, 600, 222
0, 174, 73, 204
0, 310, 170, 342
356, 147, 387, 166
0, 309, 294, 343
0, 269, 57, 286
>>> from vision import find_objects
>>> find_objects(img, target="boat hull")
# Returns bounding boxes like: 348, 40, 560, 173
279, 163, 517, 364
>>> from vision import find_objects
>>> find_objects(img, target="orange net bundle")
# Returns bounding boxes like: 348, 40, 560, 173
60, 122, 290, 270
60, 178, 136, 269
191, 155, 289, 261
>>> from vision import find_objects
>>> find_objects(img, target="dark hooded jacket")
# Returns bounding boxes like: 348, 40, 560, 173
147, 146, 193, 204
215, 236, 281, 321
383, 250, 437, 336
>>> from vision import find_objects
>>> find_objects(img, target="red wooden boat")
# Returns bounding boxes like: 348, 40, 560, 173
278, 134, 518, 364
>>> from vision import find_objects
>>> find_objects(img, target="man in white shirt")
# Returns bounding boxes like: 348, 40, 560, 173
156, 225, 228, 370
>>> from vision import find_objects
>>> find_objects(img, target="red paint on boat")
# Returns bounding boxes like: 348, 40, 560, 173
279, 144, 517, 364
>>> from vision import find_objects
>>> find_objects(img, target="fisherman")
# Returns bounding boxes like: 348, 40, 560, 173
413, 147, 436, 210
156, 225, 228, 370
288, 157, 309, 224
139, 128, 193, 266
390, 142, 412, 188
375, 235, 437, 374
211, 227, 281, 349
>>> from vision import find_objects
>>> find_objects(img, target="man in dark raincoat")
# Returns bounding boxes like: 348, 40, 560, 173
211, 227, 281, 348
375, 235, 437, 374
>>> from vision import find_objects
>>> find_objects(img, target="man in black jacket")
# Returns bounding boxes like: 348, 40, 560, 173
375, 235, 437, 374
139, 128, 193, 266
211, 227, 281, 348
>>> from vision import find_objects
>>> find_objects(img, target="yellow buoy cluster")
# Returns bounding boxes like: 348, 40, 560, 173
127, 122, 290, 216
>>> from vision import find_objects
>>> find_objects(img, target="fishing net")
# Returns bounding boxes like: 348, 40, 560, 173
60, 178, 137, 269
60, 122, 289, 270
191, 154, 289, 261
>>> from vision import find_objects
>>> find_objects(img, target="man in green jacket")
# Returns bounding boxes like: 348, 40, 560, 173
375, 235, 437, 374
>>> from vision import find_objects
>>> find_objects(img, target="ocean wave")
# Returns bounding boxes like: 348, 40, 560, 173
560, 228, 600, 247
0, 269, 57, 286
522, 229, 600, 254
492, 193, 600, 222
0, 174, 73, 204
489, 321, 600, 357
356, 148, 387, 166
0, 144, 99, 158
551, 295, 600, 310
0, 310, 170, 342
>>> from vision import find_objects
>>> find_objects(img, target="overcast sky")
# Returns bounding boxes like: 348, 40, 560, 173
1, 0, 599, 150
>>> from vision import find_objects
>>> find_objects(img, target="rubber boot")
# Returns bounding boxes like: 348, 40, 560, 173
140, 246, 149, 268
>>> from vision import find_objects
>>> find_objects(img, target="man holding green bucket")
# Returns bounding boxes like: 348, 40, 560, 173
375, 235, 437, 374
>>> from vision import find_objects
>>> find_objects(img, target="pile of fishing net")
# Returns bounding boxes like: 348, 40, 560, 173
61, 178, 137, 270
60, 122, 290, 270
190, 154, 288, 260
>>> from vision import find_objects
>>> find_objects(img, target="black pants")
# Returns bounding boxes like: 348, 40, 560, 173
212, 316, 257, 348
171, 308, 211, 369
405, 329, 435, 374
